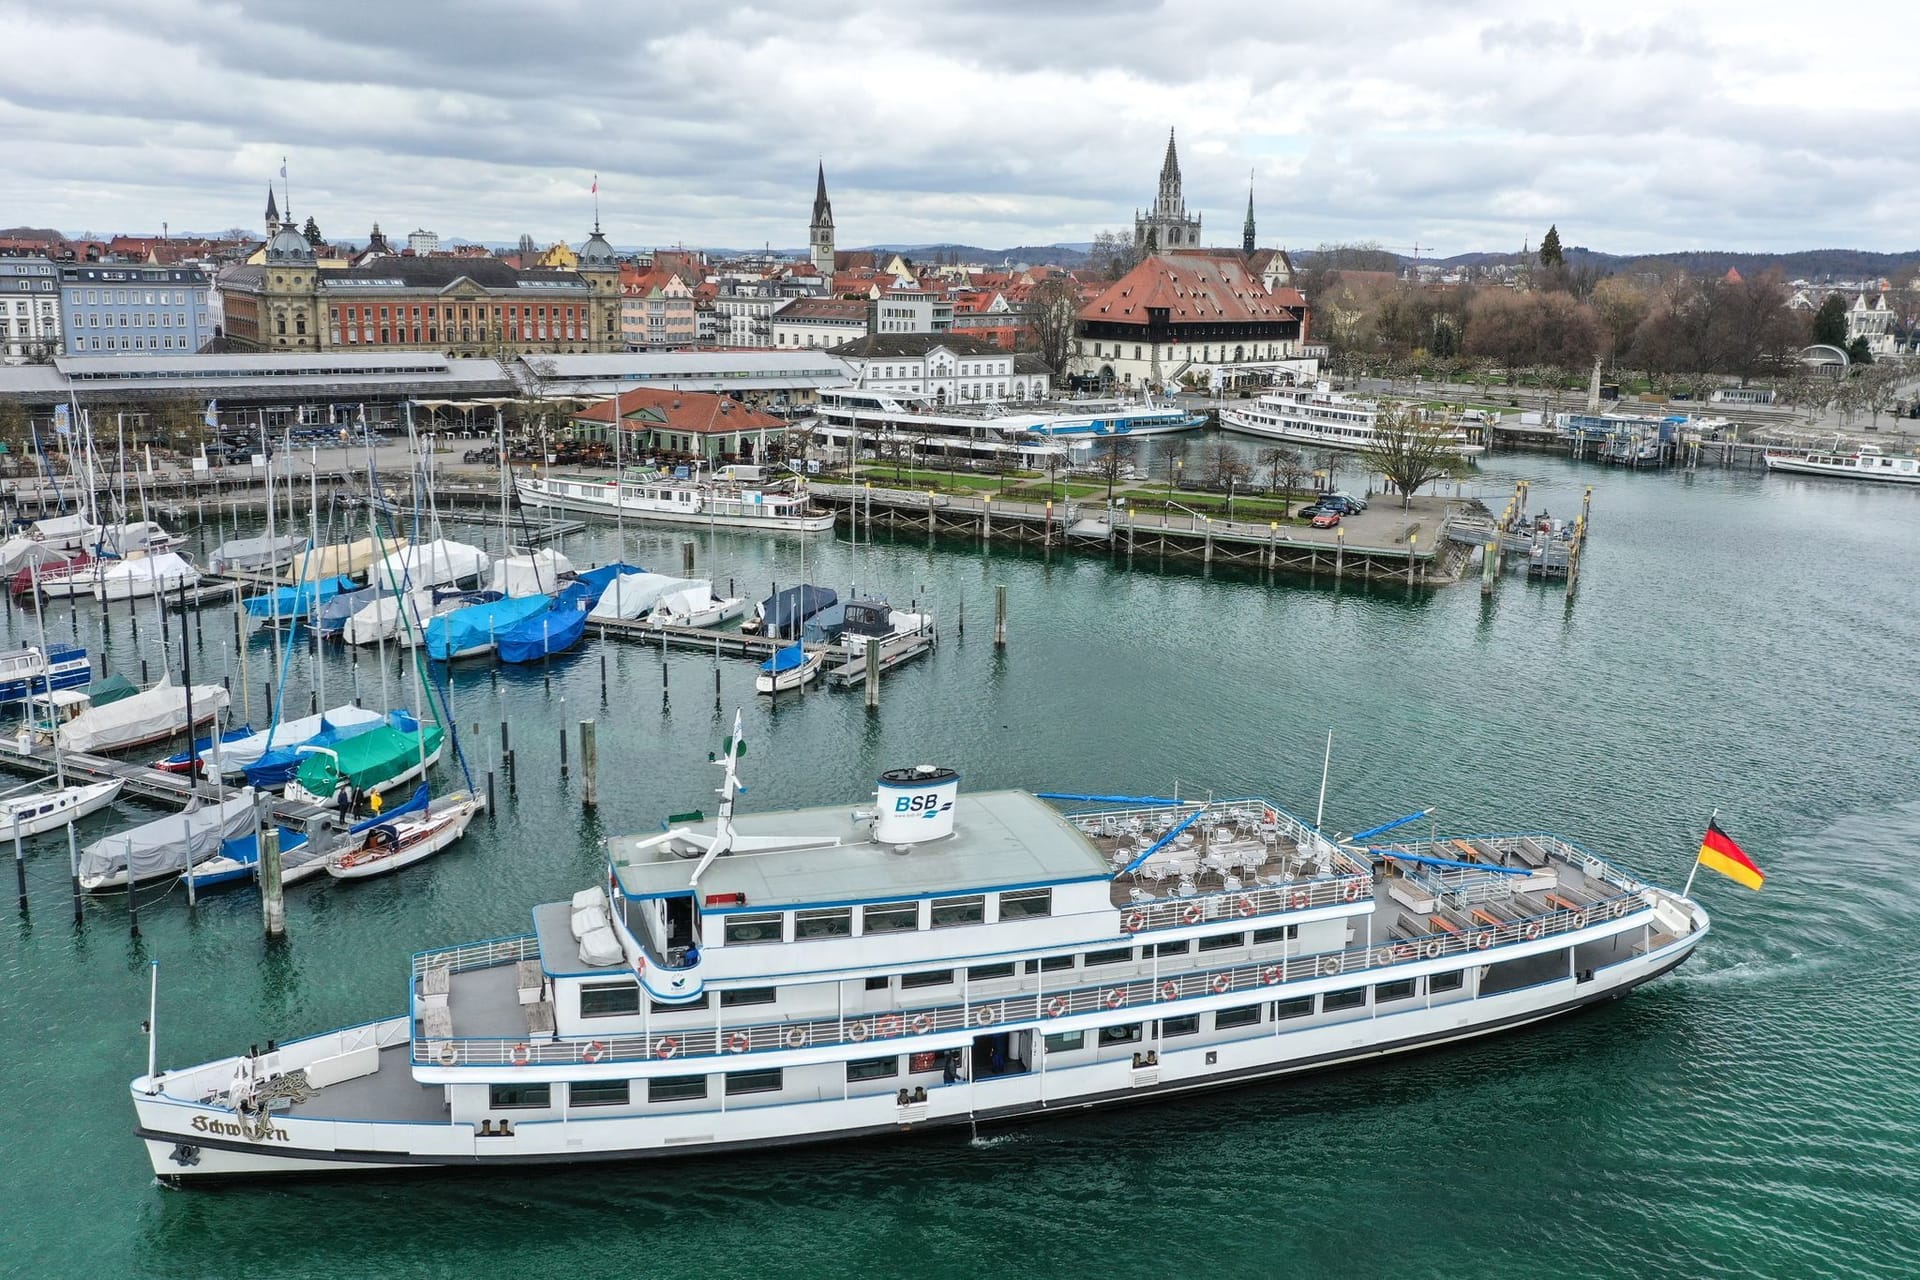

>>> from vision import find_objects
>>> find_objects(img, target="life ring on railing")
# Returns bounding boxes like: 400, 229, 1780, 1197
877, 1014, 902, 1039
1342, 879, 1363, 903
1122, 910, 1146, 934
975, 1006, 998, 1028
1045, 996, 1068, 1019
509, 1043, 531, 1067
1574, 909, 1590, 929
1393, 943, 1416, 962
1104, 988, 1127, 1010
785, 1027, 808, 1049
1611, 900, 1628, 919
1236, 895, 1255, 918
1211, 973, 1231, 995
1473, 932, 1493, 951
1523, 921, 1544, 941
1182, 903, 1203, 926
1159, 980, 1179, 1002
653, 1036, 681, 1060
725, 1032, 750, 1054
1290, 889, 1309, 910
436, 1042, 459, 1067
1260, 965, 1281, 986
1320, 956, 1342, 977
849, 1022, 871, 1043
580, 1039, 608, 1064
910, 1013, 933, 1035
1373, 949, 1395, 968
1421, 940, 1443, 960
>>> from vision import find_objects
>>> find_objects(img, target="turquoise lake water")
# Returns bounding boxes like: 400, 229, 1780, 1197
2, 445, 1917, 1278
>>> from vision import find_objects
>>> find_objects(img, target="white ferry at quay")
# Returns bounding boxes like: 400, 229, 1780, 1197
1220, 382, 1485, 457
131, 730, 1710, 1180
514, 464, 836, 532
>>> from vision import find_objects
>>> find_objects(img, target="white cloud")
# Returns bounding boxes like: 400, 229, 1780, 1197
3, 0, 1916, 255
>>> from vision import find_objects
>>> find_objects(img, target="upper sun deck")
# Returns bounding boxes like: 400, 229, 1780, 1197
608, 789, 1111, 909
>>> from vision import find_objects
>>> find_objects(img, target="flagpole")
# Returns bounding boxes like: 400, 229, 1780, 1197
1681, 807, 1716, 899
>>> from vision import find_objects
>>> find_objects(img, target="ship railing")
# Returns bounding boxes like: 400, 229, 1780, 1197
1121, 869, 1373, 936
410, 932, 539, 979
409, 889, 1655, 1069
1063, 795, 1321, 851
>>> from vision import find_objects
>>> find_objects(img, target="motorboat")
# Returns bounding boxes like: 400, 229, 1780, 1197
207, 534, 309, 576
77, 789, 257, 890
496, 583, 591, 664
154, 724, 255, 775
0, 643, 91, 705
755, 642, 823, 693
0, 778, 123, 838
586, 572, 689, 623
43, 678, 229, 754
94, 552, 199, 603
647, 582, 748, 629
742, 585, 836, 640
325, 791, 483, 881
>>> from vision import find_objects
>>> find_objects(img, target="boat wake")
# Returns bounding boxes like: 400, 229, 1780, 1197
1673, 949, 1837, 987
967, 1132, 1025, 1152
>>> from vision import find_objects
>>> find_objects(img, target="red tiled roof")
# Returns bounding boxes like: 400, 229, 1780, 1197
1081, 253, 1306, 324
573, 387, 785, 436
776, 297, 867, 321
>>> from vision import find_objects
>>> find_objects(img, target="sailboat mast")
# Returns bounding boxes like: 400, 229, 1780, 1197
29, 558, 67, 790
364, 432, 391, 715
309, 448, 324, 713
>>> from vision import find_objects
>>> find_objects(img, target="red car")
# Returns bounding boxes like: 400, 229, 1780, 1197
1310, 512, 1341, 529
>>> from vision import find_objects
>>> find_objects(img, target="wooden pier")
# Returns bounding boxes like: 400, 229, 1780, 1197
0, 740, 335, 829
825, 629, 937, 688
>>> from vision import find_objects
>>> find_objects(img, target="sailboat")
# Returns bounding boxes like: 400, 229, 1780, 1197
755, 642, 823, 693
283, 711, 446, 806
0, 777, 123, 838
207, 533, 308, 575
46, 676, 230, 754
325, 789, 483, 880
75, 789, 258, 890
496, 582, 591, 664
200, 704, 387, 777
185, 784, 431, 890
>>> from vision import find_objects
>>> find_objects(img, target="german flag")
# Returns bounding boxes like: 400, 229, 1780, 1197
1697, 819, 1764, 890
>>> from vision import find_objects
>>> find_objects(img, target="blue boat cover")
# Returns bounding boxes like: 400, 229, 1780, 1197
760, 642, 808, 673
757, 585, 836, 639
497, 582, 592, 664
573, 562, 645, 607
244, 575, 358, 620
425, 593, 551, 660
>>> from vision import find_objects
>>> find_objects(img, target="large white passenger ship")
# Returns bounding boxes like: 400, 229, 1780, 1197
515, 465, 835, 532
1221, 383, 1484, 457
1762, 444, 1920, 484
131, 728, 1708, 1181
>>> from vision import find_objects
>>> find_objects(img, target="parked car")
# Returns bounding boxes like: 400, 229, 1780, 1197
1329, 490, 1369, 511
1310, 512, 1342, 529
1305, 494, 1364, 516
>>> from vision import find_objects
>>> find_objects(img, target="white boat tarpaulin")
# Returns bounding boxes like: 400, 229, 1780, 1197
99, 522, 174, 555
587, 572, 693, 621
488, 550, 575, 598
58, 679, 230, 753
370, 539, 490, 591
0, 537, 79, 576
200, 703, 386, 773
209, 534, 307, 574
650, 581, 716, 619
285, 536, 404, 582
78, 789, 258, 883
93, 552, 198, 593
29, 515, 96, 547
342, 588, 436, 645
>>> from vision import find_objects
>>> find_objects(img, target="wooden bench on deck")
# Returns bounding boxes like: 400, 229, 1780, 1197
1428, 914, 1463, 936
1468, 906, 1508, 930
1545, 892, 1582, 913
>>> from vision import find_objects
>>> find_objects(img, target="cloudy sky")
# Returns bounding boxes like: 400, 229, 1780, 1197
6, 0, 1917, 257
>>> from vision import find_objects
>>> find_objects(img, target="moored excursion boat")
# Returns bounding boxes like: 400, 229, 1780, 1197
1762, 443, 1920, 484
129, 726, 1710, 1181
515, 465, 836, 533
0, 643, 91, 705
1220, 382, 1484, 457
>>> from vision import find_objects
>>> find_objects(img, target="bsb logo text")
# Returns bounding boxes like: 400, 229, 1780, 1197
894, 793, 953, 818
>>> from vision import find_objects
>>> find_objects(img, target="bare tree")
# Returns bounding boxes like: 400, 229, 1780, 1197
1259, 446, 1308, 515
1087, 229, 1140, 280
1024, 276, 1081, 376
1092, 437, 1137, 503
1201, 441, 1248, 487
1356, 403, 1469, 509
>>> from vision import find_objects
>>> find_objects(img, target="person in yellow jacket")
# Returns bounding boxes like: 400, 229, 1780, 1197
368, 788, 383, 817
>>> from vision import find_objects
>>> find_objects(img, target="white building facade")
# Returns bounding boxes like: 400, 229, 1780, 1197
831, 335, 1051, 403
772, 297, 869, 350
0, 258, 61, 362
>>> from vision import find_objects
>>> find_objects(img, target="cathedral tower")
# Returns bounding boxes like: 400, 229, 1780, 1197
1133, 129, 1202, 256
810, 163, 836, 277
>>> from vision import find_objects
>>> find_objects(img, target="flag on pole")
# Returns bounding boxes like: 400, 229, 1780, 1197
279, 160, 288, 178
591, 174, 598, 194
1696, 819, 1763, 890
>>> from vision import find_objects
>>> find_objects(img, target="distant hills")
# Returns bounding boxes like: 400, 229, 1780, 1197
1389, 246, 1920, 282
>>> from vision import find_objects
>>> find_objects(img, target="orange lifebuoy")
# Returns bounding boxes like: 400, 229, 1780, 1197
1159, 980, 1179, 1001
910, 1013, 933, 1035
1182, 903, 1203, 925
1236, 895, 1255, 918
580, 1039, 608, 1064
1342, 879, 1363, 903
877, 1014, 902, 1038
1290, 889, 1309, 910
509, 1042, 531, 1067
1523, 921, 1543, 941
849, 1021, 871, 1043
1474, 932, 1493, 951
654, 1036, 681, 1060
1260, 965, 1281, 986
1044, 996, 1068, 1019
1104, 988, 1127, 1010
725, 1031, 750, 1054
1122, 910, 1146, 933
1210, 973, 1231, 994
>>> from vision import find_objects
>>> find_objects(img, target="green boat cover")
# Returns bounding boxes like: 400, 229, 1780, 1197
293, 721, 445, 795
86, 673, 138, 707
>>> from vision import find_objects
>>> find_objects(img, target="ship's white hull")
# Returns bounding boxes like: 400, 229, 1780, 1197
0, 779, 122, 837
1763, 453, 1920, 483
756, 652, 822, 693
1219, 406, 1485, 457
653, 597, 750, 629
517, 483, 836, 533
131, 923, 1701, 1179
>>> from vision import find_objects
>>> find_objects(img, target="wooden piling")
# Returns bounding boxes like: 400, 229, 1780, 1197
68, 824, 81, 924
864, 640, 881, 710
1334, 528, 1345, 579
993, 584, 1007, 648
681, 541, 695, 575
261, 822, 285, 937
13, 814, 24, 912
580, 720, 598, 810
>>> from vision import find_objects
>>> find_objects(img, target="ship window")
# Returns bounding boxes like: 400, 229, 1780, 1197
569, 1079, 630, 1107
1152, 940, 1191, 958
648, 1075, 708, 1102
930, 894, 985, 928
999, 888, 1052, 919
724, 912, 784, 945
899, 969, 953, 990
719, 987, 777, 1007
1251, 924, 1298, 944
488, 1083, 551, 1109
1024, 955, 1075, 974
967, 962, 1016, 981
795, 906, 852, 939
725, 1068, 783, 1096
1159, 1015, 1200, 1037
1084, 947, 1134, 967
1098, 1023, 1143, 1046
862, 900, 919, 934
864, 976, 890, 991
1374, 979, 1416, 1003
579, 981, 641, 1017
846, 1056, 898, 1082
1043, 1030, 1085, 1053
1215, 1004, 1262, 1029
1273, 996, 1315, 1020
650, 993, 712, 1015
1199, 931, 1245, 952
1323, 987, 1367, 1013
1430, 970, 1465, 994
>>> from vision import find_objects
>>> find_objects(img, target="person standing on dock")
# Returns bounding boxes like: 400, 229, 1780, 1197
368, 788, 383, 818
334, 780, 353, 821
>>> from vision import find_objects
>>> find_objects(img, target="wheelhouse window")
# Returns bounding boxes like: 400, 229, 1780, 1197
1323, 988, 1367, 1013
579, 981, 641, 1018
1374, 979, 1416, 1003
488, 1083, 551, 1109
569, 1079, 630, 1107
725, 1068, 784, 1096
723, 912, 784, 945
648, 1075, 707, 1103
1043, 1030, 1085, 1053
1199, 932, 1246, 952
998, 888, 1052, 919
795, 906, 852, 939
719, 987, 777, 1008
846, 1056, 898, 1082
862, 901, 919, 934
966, 962, 1016, 981
930, 894, 985, 928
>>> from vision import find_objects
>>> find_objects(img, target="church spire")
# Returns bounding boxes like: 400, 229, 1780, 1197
265, 184, 280, 233
809, 161, 835, 277
812, 161, 832, 225
1243, 176, 1256, 254
1160, 128, 1181, 187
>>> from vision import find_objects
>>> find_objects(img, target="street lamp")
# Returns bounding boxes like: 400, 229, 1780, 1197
1169, 455, 1182, 500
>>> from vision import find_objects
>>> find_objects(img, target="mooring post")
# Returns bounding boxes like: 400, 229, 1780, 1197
1334, 527, 1345, 579
681, 540, 695, 576
68, 823, 81, 924
1203, 516, 1214, 566
993, 583, 1007, 649
559, 716, 569, 776
1407, 533, 1418, 586
600, 626, 608, 703
13, 812, 24, 912
958, 598, 965, 636
261, 823, 285, 938
1481, 536, 1497, 595
864, 639, 881, 710
982, 495, 991, 542
580, 720, 598, 810
1267, 521, 1277, 571
1044, 500, 1053, 548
